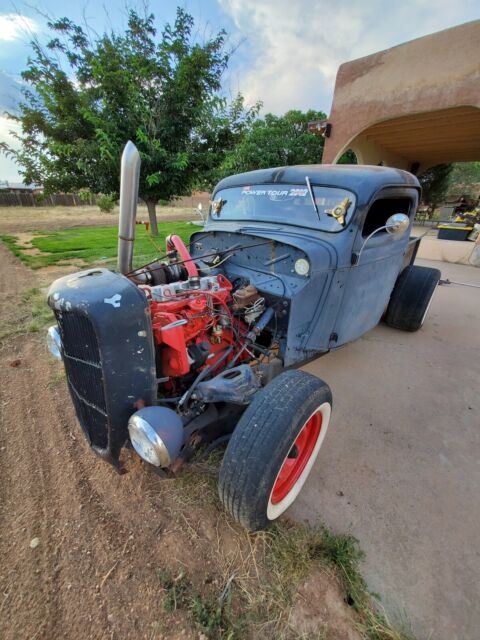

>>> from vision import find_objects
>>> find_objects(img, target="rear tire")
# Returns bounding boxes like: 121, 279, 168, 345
384, 265, 440, 332
218, 370, 332, 530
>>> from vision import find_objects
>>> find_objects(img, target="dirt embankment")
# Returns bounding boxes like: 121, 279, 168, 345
0, 242, 363, 640
0, 243, 191, 639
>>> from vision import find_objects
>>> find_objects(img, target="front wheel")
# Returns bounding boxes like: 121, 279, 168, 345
218, 370, 332, 530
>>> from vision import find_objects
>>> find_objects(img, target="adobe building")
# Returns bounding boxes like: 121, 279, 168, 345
319, 20, 480, 174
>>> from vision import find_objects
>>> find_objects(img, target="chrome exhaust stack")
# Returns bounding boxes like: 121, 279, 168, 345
118, 141, 141, 275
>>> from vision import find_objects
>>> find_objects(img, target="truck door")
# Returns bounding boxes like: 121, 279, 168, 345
330, 190, 417, 347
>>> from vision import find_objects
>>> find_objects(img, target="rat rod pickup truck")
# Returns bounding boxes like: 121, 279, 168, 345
47, 142, 440, 530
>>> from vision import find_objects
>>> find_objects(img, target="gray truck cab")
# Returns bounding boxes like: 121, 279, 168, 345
191, 164, 425, 366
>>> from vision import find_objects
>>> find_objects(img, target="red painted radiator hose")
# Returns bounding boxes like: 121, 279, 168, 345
166, 234, 199, 278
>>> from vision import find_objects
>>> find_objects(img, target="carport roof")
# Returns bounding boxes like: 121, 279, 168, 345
363, 106, 480, 165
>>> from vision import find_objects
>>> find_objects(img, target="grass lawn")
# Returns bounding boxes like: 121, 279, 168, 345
1, 221, 197, 269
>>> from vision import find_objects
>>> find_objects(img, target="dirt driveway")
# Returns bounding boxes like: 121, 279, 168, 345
295, 259, 480, 640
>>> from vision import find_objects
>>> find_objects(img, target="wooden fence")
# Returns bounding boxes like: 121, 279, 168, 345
0, 192, 96, 207
0, 191, 210, 208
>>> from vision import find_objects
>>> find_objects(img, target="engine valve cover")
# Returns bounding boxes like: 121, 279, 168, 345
150, 275, 224, 302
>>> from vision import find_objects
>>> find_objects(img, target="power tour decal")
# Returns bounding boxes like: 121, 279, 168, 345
241, 187, 308, 200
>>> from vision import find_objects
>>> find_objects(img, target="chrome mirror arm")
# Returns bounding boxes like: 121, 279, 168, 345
354, 225, 389, 266
353, 213, 410, 266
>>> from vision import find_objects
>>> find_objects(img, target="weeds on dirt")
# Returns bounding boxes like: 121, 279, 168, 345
21, 287, 53, 332
0, 286, 52, 341
0, 234, 25, 261
151, 457, 416, 640
47, 364, 66, 388
267, 523, 414, 640
266, 523, 365, 604
157, 568, 191, 613
157, 566, 245, 639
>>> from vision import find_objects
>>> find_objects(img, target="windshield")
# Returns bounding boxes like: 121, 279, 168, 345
210, 184, 356, 231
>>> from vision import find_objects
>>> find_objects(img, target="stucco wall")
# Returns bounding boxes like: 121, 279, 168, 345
323, 20, 480, 168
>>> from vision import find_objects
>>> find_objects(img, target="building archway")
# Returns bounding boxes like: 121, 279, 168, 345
336, 106, 480, 174
320, 20, 480, 173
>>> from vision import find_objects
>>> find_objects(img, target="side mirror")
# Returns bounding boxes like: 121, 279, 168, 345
354, 213, 410, 266
386, 213, 410, 235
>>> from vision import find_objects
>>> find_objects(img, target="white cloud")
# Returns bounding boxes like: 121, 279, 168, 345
0, 14, 38, 42
220, 0, 479, 114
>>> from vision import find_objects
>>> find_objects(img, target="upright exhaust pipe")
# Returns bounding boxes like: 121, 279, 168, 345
118, 141, 141, 275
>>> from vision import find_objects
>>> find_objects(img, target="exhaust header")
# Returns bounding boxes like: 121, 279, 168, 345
118, 141, 141, 275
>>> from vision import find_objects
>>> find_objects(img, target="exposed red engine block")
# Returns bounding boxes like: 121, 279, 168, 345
149, 274, 244, 379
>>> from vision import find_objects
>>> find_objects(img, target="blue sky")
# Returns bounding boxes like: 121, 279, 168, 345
0, 0, 479, 181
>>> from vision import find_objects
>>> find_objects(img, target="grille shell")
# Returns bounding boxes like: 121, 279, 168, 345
48, 268, 157, 467
57, 312, 108, 449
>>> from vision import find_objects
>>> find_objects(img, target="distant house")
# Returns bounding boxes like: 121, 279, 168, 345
0, 181, 43, 194
0, 181, 45, 206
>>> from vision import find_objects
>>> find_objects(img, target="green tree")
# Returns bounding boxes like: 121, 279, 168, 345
2, 9, 251, 234
447, 162, 480, 199
418, 164, 453, 208
192, 94, 261, 190
337, 149, 358, 164
220, 110, 327, 176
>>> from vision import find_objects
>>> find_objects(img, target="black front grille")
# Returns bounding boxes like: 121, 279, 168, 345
59, 314, 101, 362
57, 312, 108, 449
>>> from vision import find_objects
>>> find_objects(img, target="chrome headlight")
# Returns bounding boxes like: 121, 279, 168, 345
128, 406, 183, 467
47, 325, 62, 360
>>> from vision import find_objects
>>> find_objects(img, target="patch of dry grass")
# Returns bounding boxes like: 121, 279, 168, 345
152, 457, 416, 640
0, 204, 194, 234
0, 286, 52, 341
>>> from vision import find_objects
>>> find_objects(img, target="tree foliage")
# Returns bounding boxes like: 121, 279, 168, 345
219, 110, 327, 176
418, 164, 453, 207
192, 94, 261, 189
337, 149, 358, 164
447, 162, 480, 198
2, 8, 255, 231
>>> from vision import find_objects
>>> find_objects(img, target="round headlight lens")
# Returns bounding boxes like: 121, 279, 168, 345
294, 258, 310, 276
128, 415, 170, 467
47, 325, 62, 360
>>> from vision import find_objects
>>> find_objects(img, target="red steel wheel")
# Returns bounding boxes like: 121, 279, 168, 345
219, 370, 332, 530
270, 411, 323, 504
266, 403, 330, 521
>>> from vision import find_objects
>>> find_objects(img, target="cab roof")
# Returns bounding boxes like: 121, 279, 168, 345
214, 164, 420, 205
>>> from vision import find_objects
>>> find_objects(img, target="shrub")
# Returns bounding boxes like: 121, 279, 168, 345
78, 188, 92, 204
34, 193, 46, 205
97, 194, 116, 213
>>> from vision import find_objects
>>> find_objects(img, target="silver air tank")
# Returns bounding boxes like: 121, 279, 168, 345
118, 141, 141, 275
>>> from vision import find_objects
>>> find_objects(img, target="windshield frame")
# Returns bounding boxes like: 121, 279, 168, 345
209, 182, 358, 233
